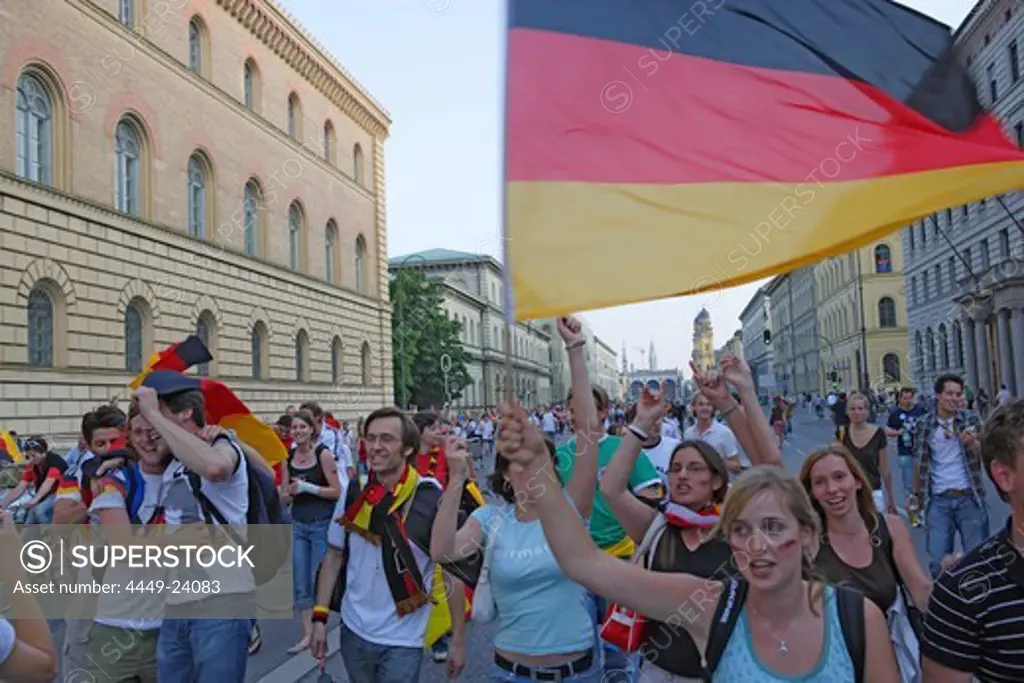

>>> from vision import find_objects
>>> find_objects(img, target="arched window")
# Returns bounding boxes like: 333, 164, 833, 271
15, 73, 52, 185
883, 353, 901, 382
295, 330, 309, 382
115, 119, 141, 215
360, 342, 371, 386
188, 17, 204, 74
187, 153, 208, 238
953, 321, 965, 367
27, 286, 54, 367
878, 297, 897, 328
119, 0, 134, 26
287, 93, 301, 140
354, 235, 366, 293
288, 202, 304, 271
938, 323, 950, 368
124, 301, 145, 373
243, 179, 261, 256
926, 328, 936, 371
195, 312, 216, 376
243, 59, 260, 113
331, 336, 343, 384
874, 244, 892, 273
324, 121, 335, 164
251, 322, 267, 379
353, 143, 364, 185
325, 220, 338, 284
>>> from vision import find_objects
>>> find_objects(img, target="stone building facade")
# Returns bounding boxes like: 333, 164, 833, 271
765, 267, 821, 395
739, 286, 775, 398
1, 0, 393, 440
814, 237, 909, 394
691, 308, 714, 372
904, 0, 1024, 397
389, 249, 553, 409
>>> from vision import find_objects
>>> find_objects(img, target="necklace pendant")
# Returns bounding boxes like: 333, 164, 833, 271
778, 642, 789, 656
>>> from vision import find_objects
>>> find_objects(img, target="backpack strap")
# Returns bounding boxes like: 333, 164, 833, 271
703, 578, 748, 680
835, 586, 866, 683
185, 467, 246, 550
639, 512, 669, 569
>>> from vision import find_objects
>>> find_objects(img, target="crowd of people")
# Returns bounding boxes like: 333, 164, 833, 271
0, 314, 1021, 683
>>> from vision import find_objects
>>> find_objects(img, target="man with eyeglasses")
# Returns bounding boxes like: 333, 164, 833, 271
913, 373, 989, 577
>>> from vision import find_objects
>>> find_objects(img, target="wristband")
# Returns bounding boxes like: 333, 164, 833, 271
720, 402, 740, 418
312, 605, 330, 623
627, 424, 649, 442
297, 481, 321, 496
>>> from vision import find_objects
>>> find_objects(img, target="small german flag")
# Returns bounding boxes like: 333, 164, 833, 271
504, 0, 1024, 319
130, 336, 213, 390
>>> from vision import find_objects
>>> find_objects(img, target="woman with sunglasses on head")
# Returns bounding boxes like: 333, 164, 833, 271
496, 401, 899, 683
599, 356, 783, 681
431, 316, 604, 682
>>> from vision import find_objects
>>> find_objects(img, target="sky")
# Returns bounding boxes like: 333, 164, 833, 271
280, 0, 973, 371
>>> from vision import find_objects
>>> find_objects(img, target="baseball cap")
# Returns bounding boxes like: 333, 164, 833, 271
141, 370, 201, 396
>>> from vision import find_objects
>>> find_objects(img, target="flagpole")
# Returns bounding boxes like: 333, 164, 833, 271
500, 0, 517, 407
995, 195, 1024, 239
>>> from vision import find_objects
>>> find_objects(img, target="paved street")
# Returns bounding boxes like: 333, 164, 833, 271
47, 411, 1010, 682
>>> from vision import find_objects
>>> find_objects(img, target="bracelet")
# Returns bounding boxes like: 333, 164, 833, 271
566, 340, 586, 350
720, 402, 740, 418
312, 605, 330, 623
627, 424, 649, 441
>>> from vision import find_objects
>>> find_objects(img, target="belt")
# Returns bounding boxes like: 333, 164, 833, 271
494, 651, 594, 681
938, 488, 973, 497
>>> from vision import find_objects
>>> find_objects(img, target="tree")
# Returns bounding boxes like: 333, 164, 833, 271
390, 270, 472, 409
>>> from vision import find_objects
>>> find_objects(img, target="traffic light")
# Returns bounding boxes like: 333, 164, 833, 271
763, 330, 772, 345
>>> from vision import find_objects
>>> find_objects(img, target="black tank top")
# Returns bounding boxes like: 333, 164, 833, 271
644, 529, 737, 677
816, 515, 899, 613
288, 445, 334, 523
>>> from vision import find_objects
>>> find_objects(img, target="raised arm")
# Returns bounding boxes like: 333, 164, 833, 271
430, 436, 484, 562
717, 354, 783, 467
599, 389, 661, 543
497, 403, 718, 643
559, 315, 600, 518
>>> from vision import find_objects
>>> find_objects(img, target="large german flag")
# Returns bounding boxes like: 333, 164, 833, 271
505, 0, 1024, 319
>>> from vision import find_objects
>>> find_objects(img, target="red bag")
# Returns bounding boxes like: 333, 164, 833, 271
600, 603, 648, 652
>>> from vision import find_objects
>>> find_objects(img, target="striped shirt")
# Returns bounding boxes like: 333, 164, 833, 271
922, 519, 1024, 682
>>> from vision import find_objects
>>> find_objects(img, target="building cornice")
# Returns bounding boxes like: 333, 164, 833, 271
218, 0, 391, 138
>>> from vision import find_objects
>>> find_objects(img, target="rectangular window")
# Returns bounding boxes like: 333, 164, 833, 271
981, 239, 991, 270
964, 246, 973, 271
1000, 228, 1011, 258
988, 63, 998, 101
1015, 122, 1023, 148
961, 204, 968, 219
1011, 41, 1021, 83
934, 265, 941, 295
911, 276, 918, 304
923, 271, 930, 301
945, 208, 953, 227
948, 257, 956, 291
908, 225, 915, 251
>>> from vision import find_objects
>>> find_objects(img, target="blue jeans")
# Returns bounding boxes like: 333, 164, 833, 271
24, 495, 55, 524
926, 492, 990, 577
897, 455, 915, 500
338, 624, 423, 683
293, 517, 331, 609
585, 590, 642, 682
157, 618, 251, 683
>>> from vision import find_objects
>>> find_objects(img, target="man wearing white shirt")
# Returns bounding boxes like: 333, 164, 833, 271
541, 408, 557, 441
684, 392, 746, 476
625, 405, 680, 486
659, 399, 682, 441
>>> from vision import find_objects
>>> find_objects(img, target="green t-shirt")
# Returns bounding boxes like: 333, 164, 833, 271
556, 435, 662, 549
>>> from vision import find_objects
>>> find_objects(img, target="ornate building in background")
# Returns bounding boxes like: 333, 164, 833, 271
692, 308, 715, 372
1, 0, 392, 440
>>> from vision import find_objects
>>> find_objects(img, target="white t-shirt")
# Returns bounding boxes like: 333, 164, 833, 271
660, 417, 682, 441
483, 420, 495, 440
541, 412, 557, 432
684, 421, 748, 468
642, 436, 681, 486
929, 420, 971, 493
327, 479, 441, 648
89, 469, 166, 630
160, 441, 254, 604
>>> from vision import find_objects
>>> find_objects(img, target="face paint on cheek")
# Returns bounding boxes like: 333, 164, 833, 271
774, 537, 800, 554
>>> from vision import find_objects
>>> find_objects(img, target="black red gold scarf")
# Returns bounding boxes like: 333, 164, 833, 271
342, 466, 429, 616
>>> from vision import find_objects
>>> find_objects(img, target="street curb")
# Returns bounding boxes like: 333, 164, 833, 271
254, 624, 342, 683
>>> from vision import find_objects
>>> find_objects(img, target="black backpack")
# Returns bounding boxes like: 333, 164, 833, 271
187, 435, 292, 586
703, 579, 865, 682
